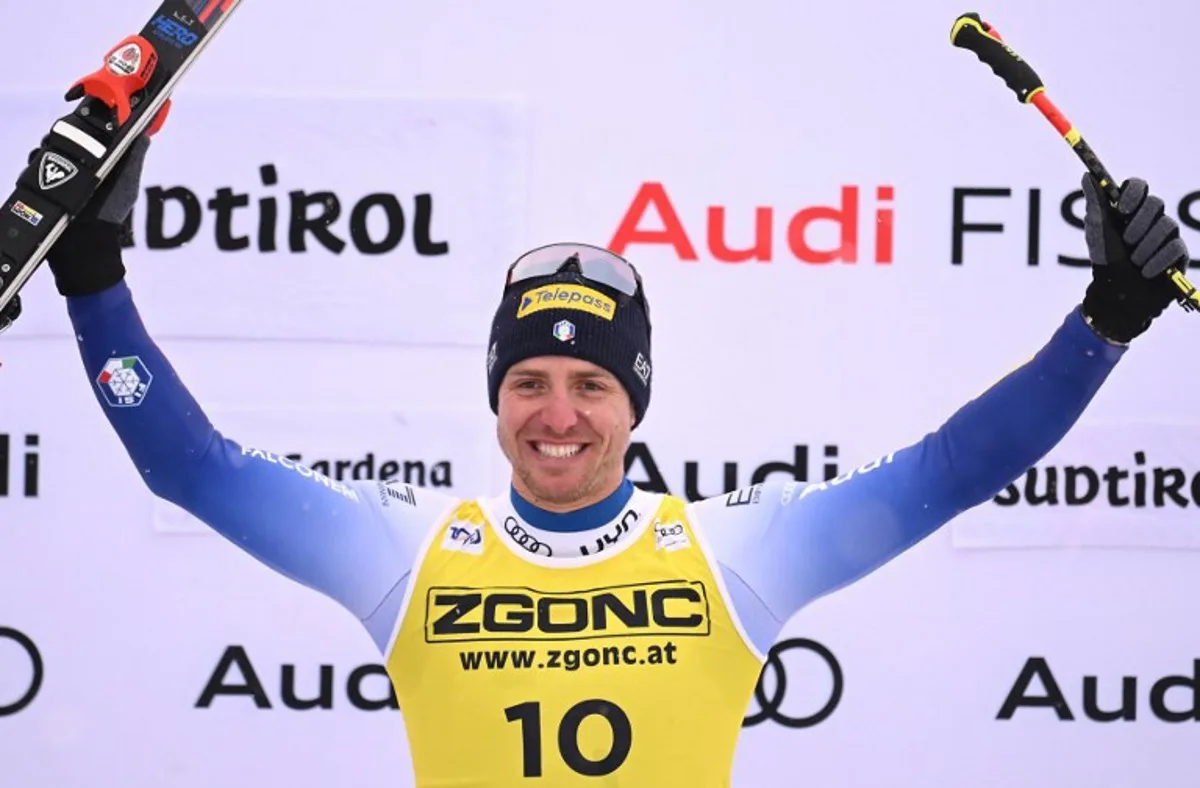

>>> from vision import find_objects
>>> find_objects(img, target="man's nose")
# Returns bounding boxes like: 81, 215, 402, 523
539, 390, 579, 434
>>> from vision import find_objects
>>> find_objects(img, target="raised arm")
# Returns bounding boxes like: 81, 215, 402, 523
697, 305, 1122, 646
46, 136, 451, 651
696, 173, 1188, 648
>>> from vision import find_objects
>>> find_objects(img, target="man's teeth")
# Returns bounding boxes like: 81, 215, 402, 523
536, 443, 583, 458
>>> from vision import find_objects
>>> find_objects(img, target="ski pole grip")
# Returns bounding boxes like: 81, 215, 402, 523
951, 12, 1044, 103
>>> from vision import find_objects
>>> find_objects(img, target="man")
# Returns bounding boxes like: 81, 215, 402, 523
43, 121, 1187, 786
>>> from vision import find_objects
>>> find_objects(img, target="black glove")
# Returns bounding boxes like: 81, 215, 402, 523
44, 133, 152, 297
0, 288, 21, 334
1080, 173, 1188, 344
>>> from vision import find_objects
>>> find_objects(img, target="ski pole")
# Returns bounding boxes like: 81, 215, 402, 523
950, 11, 1200, 313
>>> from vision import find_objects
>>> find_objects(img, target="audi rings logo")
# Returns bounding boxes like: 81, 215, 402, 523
743, 638, 843, 729
504, 517, 553, 557
0, 627, 44, 716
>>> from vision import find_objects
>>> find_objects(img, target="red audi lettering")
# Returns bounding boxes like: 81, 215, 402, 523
609, 182, 894, 265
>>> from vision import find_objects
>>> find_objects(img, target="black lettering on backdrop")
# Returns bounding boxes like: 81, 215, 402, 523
130, 165, 450, 256
1150, 664, 1200, 722
743, 638, 843, 729
951, 186, 1200, 269
196, 645, 272, 709
350, 194, 404, 254
412, 194, 449, 256
290, 191, 344, 253
281, 663, 334, 710
993, 451, 1200, 508
1057, 190, 1089, 267
1180, 192, 1200, 233
0, 433, 39, 498
143, 185, 202, 248
284, 452, 452, 487
998, 657, 1074, 720
259, 164, 279, 252
1027, 187, 1040, 266
210, 187, 251, 251
343, 193, 449, 256
998, 657, 1200, 722
0, 627, 44, 717
346, 665, 398, 711
1176, 192, 1200, 268
625, 443, 839, 502
950, 188, 1009, 265
196, 646, 399, 711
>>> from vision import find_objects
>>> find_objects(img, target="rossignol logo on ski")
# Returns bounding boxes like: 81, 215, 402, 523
38, 153, 78, 192
96, 356, 153, 407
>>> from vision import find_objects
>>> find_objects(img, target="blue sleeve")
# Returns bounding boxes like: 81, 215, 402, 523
66, 281, 425, 626
699, 307, 1126, 635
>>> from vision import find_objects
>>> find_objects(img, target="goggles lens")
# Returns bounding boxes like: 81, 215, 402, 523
507, 243, 640, 298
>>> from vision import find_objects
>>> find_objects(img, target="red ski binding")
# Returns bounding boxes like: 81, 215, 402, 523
65, 35, 160, 127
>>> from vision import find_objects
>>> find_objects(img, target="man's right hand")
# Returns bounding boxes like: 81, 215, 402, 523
44, 97, 168, 298
1, 101, 166, 329
43, 132, 153, 298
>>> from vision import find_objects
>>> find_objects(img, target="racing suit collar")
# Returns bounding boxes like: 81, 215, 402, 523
509, 477, 635, 533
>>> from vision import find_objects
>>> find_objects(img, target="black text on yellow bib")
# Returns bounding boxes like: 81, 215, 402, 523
385, 497, 763, 787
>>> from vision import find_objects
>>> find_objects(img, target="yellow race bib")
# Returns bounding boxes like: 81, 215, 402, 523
385, 494, 764, 787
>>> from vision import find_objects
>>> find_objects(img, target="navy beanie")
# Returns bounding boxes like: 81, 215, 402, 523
486, 270, 652, 426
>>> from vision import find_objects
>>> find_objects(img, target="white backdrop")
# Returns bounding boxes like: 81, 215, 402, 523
2, 0, 1200, 786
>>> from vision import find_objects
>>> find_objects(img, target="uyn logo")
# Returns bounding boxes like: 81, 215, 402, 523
0, 434, 39, 498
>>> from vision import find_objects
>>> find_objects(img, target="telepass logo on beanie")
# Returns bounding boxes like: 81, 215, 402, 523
486, 246, 652, 427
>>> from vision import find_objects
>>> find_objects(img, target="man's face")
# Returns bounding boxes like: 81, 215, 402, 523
497, 356, 634, 511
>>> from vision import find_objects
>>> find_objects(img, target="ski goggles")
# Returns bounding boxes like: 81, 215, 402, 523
505, 243, 647, 314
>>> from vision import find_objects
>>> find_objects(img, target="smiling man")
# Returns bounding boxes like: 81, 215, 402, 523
43, 127, 1189, 786
499, 354, 631, 509
488, 253, 652, 516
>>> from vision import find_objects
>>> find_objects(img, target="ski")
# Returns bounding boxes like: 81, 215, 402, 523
0, 0, 244, 334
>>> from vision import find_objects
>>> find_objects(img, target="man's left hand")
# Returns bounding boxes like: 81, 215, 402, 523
1080, 174, 1189, 344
